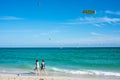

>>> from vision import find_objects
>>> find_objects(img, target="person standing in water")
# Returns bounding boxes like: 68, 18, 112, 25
34, 59, 40, 75
40, 59, 47, 75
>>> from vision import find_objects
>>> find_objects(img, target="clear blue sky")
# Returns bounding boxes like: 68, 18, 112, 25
0, 0, 120, 47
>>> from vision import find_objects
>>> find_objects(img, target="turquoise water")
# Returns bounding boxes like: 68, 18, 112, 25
0, 48, 120, 76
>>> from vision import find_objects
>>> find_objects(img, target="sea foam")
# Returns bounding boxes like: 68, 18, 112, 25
50, 67, 120, 77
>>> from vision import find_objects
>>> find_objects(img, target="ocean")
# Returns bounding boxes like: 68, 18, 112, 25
0, 47, 120, 77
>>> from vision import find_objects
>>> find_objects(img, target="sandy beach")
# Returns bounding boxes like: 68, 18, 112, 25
0, 74, 120, 80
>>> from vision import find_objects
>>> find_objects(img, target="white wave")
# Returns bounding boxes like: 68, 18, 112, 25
0, 68, 30, 74
49, 67, 120, 77
90, 70, 120, 76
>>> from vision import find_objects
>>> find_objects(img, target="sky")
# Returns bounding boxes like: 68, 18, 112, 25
0, 0, 120, 47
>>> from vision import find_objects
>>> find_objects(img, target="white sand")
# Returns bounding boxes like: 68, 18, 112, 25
0, 74, 120, 80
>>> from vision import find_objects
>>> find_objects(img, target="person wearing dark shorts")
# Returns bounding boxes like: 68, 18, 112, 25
40, 59, 47, 75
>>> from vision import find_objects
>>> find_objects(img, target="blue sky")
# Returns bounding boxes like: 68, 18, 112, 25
0, 0, 120, 47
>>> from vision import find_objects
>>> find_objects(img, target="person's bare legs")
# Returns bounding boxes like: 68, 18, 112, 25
40, 69, 42, 75
37, 69, 40, 76
40, 69, 47, 75
35, 68, 40, 76
34, 68, 37, 76
43, 69, 47, 75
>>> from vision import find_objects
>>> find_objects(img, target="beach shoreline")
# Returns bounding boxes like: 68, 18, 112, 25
0, 73, 120, 80
0, 66, 120, 80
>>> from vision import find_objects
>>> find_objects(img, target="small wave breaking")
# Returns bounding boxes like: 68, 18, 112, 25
48, 67, 120, 77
